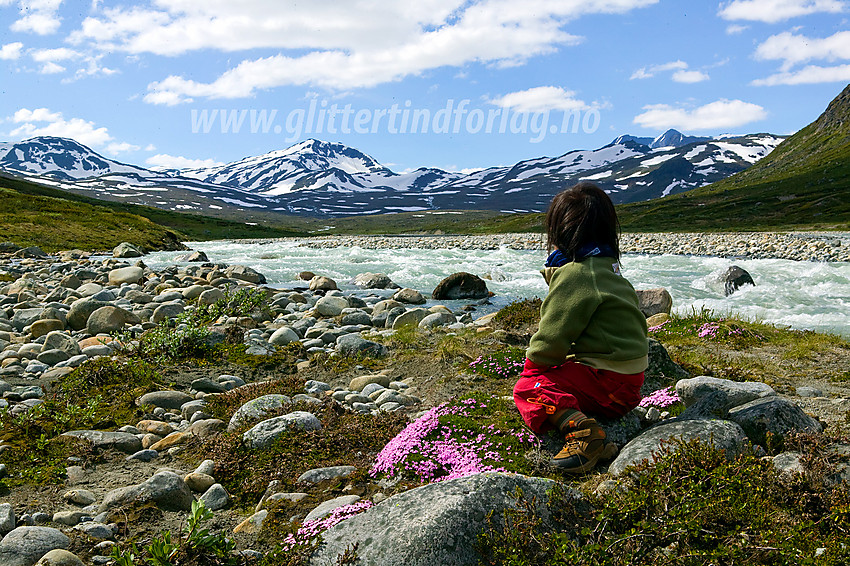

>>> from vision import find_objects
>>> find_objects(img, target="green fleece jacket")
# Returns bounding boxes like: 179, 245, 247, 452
526, 256, 648, 374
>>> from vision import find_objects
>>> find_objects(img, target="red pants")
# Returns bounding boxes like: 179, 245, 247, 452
513, 359, 644, 434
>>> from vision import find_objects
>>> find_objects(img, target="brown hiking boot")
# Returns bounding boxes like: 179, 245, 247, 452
552, 418, 618, 474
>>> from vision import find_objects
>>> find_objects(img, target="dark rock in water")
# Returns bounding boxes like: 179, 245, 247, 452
432, 272, 489, 300
353, 272, 395, 289
298, 271, 316, 281
113, 242, 144, 258
635, 288, 672, 317
645, 338, 690, 381
723, 265, 755, 296
727, 396, 823, 447
311, 472, 570, 566
175, 250, 209, 262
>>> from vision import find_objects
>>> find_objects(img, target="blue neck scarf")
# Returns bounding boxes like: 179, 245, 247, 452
545, 243, 616, 267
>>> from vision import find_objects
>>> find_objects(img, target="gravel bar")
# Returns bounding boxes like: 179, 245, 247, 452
245, 232, 850, 262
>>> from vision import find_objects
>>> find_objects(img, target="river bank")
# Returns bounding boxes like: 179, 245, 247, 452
234, 231, 850, 263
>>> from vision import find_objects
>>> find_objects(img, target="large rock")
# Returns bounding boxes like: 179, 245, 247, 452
66, 298, 109, 331
676, 376, 775, 410
336, 334, 388, 357
353, 272, 394, 289
225, 265, 266, 284
99, 471, 194, 512
645, 338, 689, 380
113, 242, 143, 258
315, 296, 349, 317
175, 250, 209, 262
372, 299, 404, 315
60, 430, 142, 454
242, 411, 321, 449
728, 397, 823, 446
30, 320, 64, 339
311, 472, 565, 566
139, 390, 194, 410
432, 272, 489, 300
269, 327, 299, 346
34, 549, 84, 566
392, 308, 429, 329
392, 288, 426, 305
86, 306, 139, 335
0, 526, 70, 566
635, 288, 673, 317
722, 265, 755, 296
108, 266, 144, 286
309, 276, 337, 291
608, 418, 749, 476
151, 303, 184, 324
11, 308, 42, 332
228, 394, 293, 432
37, 329, 76, 356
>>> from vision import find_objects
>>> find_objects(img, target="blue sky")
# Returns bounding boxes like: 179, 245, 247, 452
2, 0, 849, 173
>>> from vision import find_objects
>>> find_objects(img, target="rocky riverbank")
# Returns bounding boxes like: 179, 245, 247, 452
286, 231, 850, 262
0, 242, 848, 565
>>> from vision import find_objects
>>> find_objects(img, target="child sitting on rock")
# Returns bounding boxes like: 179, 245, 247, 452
513, 182, 647, 474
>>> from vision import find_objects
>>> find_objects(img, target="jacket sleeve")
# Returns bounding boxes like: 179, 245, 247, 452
525, 265, 600, 367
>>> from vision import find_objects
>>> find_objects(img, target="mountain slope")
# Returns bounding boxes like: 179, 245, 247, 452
618, 85, 850, 231
0, 173, 305, 251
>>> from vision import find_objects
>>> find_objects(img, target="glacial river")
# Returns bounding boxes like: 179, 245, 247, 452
147, 239, 850, 337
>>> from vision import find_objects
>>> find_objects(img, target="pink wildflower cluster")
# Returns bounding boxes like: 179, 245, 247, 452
647, 319, 671, 333
638, 386, 681, 409
698, 322, 722, 339
370, 397, 537, 483
281, 500, 373, 551
468, 354, 524, 378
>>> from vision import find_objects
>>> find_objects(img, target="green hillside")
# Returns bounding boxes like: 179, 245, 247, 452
0, 174, 306, 252
616, 85, 850, 232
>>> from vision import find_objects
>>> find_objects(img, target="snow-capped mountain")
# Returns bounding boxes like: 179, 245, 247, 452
0, 132, 785, 217
612, 129, 711, 149
0, 136, 151, 180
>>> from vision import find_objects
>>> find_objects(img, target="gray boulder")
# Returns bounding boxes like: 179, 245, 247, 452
336, 334, 388, 357
392, 308, 429, 329
108, 266, 144, 286
113, 242, 143, 258
228, 394, 293, 432
392, 288, 426, 305
12, 308, 42, 332
432, 272, 489, 300
175, 250, 209, 262
297, 465, 356, 485
608, 418, 749, 476
645, 338, 689, 380
40, 332, 79, 356
242, 411, 321, 449
199, 484, 231, 511
225, 265, 266, 284
66, 298, 109, 330
61, 430, 142, 454
268, 327, 299, 346
86, 306, 139, 335
311, 472, 565, 566
139, 390, 194, 410
353, 272, 394, 289
99, 471, 193, 513
151, 303, 184, 324
304, 495, 361, 523
728, 397, 823, 446
635, 288, 673, 317
676, 376, 775, 409
0, 526, 70, 566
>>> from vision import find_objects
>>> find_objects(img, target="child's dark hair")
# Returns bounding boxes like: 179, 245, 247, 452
545, 181, 620, 259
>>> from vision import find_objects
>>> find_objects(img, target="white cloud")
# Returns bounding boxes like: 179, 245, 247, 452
752, 30, 850, 84
144, 144, 157, 151
0, 42, 24, 60
106, 141, 140, 154
145, 154, 225, 170
755, 30, 850, 70
39, 61, 64, 73
8, 0, 64, 35
488, 86, 592, 112
633, 99, 767, 131
6, 106, 138, 153
672, 69, 710, 83
726, 24, 749, 34
30, 47, 80, 62
752, 63, 850, 85
718, 0, 844, 23
60, 0, 659, 102
630, 60, 687, 80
